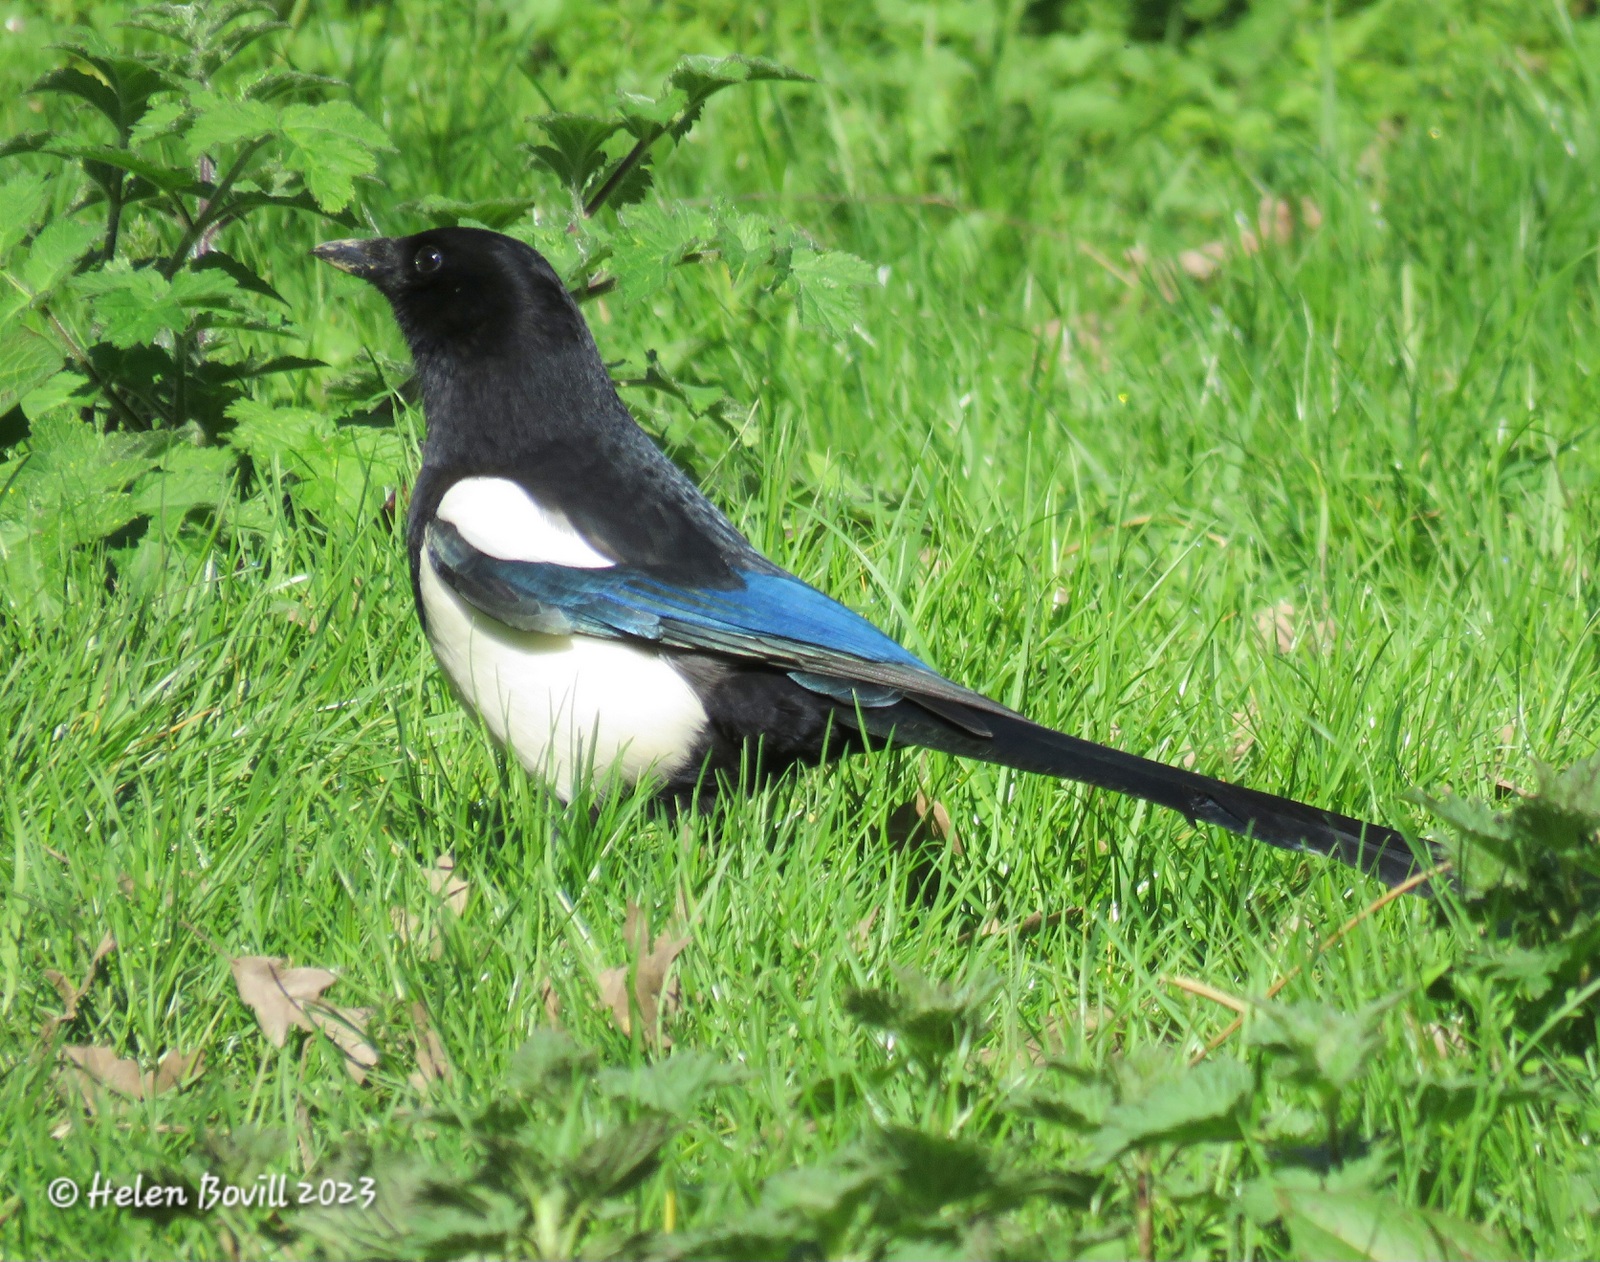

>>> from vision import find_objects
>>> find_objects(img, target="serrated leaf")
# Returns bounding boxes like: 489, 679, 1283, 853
32, 67, 122, 131
278, 100, 392, 213
527, 113, 624, 193
0, 174, 52, 261
597, 1052, 742, 1117
1249, 998, 1393, 1094
1270, 1185, 1513, 1261
1087, 1058, 1251, 1164
77, 264, 239, 348
186, 94, 278, 155
17, 218, 101, 298
785, 247, 875, 337
0, 326, 65, 416
608, 203, 711, 303
504, 1029, 597, 1099
664, 53, 812, 139
189, 250, 285, 303
48, 142, 201, 195
401, 194, 539, 230
568, 1116, 677, 1199
128, 95, 189, 145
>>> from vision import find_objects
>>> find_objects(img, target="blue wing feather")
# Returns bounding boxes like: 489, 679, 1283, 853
426, 520, 1006, 731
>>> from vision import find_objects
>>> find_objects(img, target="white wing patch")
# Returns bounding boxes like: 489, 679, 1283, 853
435, 476, 613, 568
420, 550, 707, 799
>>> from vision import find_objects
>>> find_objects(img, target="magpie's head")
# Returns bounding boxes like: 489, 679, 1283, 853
313, 227, 583, 361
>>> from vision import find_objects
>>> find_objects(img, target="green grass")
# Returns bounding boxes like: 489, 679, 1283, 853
5, 0, 1600, 1257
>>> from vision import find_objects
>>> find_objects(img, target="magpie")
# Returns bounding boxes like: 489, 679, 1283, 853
314, 227, 1426, 889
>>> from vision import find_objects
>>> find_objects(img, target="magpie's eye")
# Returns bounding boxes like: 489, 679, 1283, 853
413, 246, 443, 275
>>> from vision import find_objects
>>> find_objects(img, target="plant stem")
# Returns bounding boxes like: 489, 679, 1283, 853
1136, 1152, 1154, 1261
102, 170, 124, 264
164, 136, 269, 277
583, 127, 662, 218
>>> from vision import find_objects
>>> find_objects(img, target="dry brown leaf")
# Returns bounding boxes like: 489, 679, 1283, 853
427, 853, 470, 916
1255, 600, 1297, 653
60, 1045, 203, 1108
886, 792, 962, 856
540, 977, 563, 1026
307, 1004, 378, 1083
62, 1045, 147, 1100
1253, 601, 1335, 654
152, 1049, 205, 1093
1258, 194, 1295, 248
40, 931, 117, 1042
407, 1002, 452, 1092
852, 906, 880, 952
1230, 704, 1261, 763
391, 854, 471, 958
599, 901, 690, 1046
229, 956, 338, 1047
1178, 240, 1227, 281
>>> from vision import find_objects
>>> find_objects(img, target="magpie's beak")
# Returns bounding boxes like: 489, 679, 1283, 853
312, 237, 395, 281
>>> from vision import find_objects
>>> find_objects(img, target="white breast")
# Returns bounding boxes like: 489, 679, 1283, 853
435, 476, 614, 567
419, 551, 708, 800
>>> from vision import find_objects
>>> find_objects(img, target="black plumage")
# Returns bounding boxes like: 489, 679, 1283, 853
313, 227, 1430, 890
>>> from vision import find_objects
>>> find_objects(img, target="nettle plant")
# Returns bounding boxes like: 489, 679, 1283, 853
0, 24, 871, 625
0, 1, 392, 621
404, 53, 876, 456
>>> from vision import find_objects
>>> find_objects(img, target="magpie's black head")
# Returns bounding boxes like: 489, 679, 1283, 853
313, 228, 583, 363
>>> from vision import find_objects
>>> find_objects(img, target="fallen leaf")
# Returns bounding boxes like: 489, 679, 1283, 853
1178, 240, 1227, 281
229, 956, 338, 1047
391, 853, 471, 958
541, 977, 563, 1026
153, 1049, 205, 1092
1258, 194, 1294, 247
852, 906, 880, 952
60, 1045, 203, 1108
62, 1046, 147, 1099
1230, 704, 1261, 762
407, 1002, 452, 1092
307, 1004, 378, 1083
1255, 600, 1297, 653
40, 931, 117, 1042
428, 853, 470, 915
886, 791, 962, 856
598, 902, 690, 1046
1252, 602, 1335, 654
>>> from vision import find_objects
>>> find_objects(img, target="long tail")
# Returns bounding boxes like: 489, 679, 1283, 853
850, 700, 1432, 890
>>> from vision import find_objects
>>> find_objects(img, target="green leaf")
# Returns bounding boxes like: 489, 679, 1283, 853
608, 203, 712, 303
0, 175, 51, 262
228, 398, 403, 525
527, 113, 624, 195
597, 1052, 742, 1117
185, 94, 279, 156
189, 251, 285, 304
128, 95, 190, 146
0, 327, 65, 416
1269, 1186, 1514, 1261
663, 53, 812, 139
77, 264, 240, 348
132, 443, 236, 529
277, 100, 392, 213
1249, 998, 1394, 1094
785, 247, 875, 337
31, 67, 122, 132
401, 194, 539, 230
17, 218, 102, 298
1087, 1058, 1251, 1164
53, 142, 201, 194
567, 1116, 677, 1199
